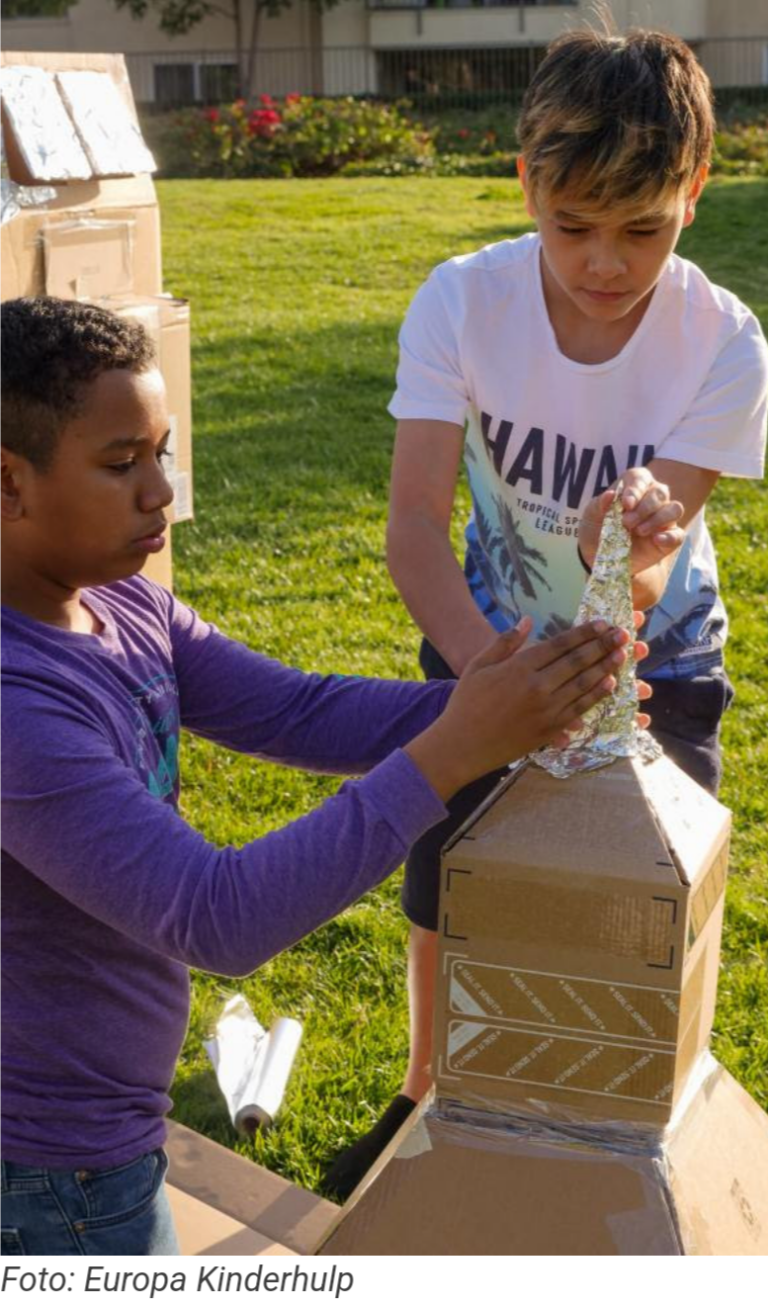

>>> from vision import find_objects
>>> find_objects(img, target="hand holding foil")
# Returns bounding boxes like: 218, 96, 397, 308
535, 488, 660, 779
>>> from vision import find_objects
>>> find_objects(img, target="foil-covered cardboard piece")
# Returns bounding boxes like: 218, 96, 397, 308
56, 71, 156, 177
535, 488, 661, 778
0, 65, 92, 182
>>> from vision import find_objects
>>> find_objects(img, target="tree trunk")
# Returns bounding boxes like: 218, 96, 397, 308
245, 1, 263, 101
233, 0, 247, 99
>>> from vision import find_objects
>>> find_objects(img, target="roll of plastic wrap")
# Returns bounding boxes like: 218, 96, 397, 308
204, 996, 302, 1136
234, 1017, 303, 1135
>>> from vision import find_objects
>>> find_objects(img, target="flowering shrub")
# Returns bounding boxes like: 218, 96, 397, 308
712, 112, 768, 177
146, 98, 768, 180
153, 96, 433, 179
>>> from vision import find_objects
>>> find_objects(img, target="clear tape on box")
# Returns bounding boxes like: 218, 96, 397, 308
204, 994, 302, 1135
431, 1048, 719, 1161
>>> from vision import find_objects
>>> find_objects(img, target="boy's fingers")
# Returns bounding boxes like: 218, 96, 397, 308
633, 609, 646, 630
619, 467, 654, 511
528, 620, 621, 672
549, 649, 627, 717
533, 626, 629, 686
652, 527, 685, 554
557, 673, 617, 722
470, 616, 532, 669
633, 500, 684, 536
637, 680, 652, 701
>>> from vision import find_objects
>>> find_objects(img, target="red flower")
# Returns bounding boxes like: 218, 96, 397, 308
247, 107, 282, 137
259, 93, 275, 106
457, 128, 469, 139
285, 92, 301, 104
203, 107, 220, 123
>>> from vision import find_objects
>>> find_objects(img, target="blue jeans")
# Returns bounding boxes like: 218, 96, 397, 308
1, 1149, 179, 1256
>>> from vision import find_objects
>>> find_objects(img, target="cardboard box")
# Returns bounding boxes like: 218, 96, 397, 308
433, 752, 730, 1128
100, 294, 194, 525
318, 750, 768, 1255
318, 1060, 768, 1256
166, 1120, 339, 1256
1, 52, 161, 302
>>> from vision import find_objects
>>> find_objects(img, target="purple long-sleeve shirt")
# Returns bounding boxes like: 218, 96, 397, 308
1, 577, 452, 1169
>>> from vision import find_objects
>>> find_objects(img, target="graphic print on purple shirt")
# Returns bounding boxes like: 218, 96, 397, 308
130, 672, 180, 800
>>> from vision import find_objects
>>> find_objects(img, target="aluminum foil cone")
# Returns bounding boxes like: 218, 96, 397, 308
534, 488, 660, 779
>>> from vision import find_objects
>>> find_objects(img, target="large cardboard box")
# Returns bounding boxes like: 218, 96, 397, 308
318, 750, 768, 1255
1, 52, 161, 301
433, 753, 730, 1128
2, 51, 188, 589
166, 1121, 339, 1257
318, 1060, 768, 1255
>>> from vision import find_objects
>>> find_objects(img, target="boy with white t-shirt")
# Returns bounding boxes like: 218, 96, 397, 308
324, 26, 768, 1199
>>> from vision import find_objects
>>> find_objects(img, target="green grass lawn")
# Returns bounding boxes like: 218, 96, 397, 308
158, 176, 768, 1192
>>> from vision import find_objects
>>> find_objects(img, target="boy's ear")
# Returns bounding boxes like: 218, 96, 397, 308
516, 155, 537, 218
683, 164, 710, 227
1, 447, 28, 522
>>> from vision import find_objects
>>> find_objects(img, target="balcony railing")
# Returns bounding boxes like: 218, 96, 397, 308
117, 37, 768, 111
367, 1, 578, 8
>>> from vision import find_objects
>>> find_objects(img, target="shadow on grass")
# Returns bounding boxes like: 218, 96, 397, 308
170, 1068, 238, 1145
186, 316, 406, 538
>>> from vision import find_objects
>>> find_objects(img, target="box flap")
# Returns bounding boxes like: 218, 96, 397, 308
165, 1120, 338, 1256
318, 1103, 682, 1256
666, 1064, 768, 1254
1, 64, 92, 184
56, 70, 156, 177
167, 1185, 296, 1256
639, 751, 731, 890
454, 760, 681, 886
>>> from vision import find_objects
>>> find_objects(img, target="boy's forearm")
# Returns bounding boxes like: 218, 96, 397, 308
387, 514, 496, 674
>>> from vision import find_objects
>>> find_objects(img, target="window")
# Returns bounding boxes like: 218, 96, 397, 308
199, 63, 239, 105
153, 63, 195, 110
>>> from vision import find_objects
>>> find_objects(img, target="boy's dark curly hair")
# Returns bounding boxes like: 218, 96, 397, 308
1, 297, 156, 470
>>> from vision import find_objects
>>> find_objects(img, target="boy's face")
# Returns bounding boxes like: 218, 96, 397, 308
4, 367, 174, 590
520, 170, 705, 328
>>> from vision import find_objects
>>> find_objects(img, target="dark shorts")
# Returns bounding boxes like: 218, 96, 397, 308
401, 637, 735, 932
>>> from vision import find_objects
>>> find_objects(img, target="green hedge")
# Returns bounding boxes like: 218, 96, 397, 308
144, 98, 768, 181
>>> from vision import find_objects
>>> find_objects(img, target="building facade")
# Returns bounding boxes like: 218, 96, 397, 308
4, 0, 768, 103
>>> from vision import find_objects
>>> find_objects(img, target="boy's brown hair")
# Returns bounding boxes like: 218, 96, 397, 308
517, 27, 714, 214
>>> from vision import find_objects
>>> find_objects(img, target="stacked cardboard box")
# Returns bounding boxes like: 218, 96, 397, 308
1, 50, 193, 590
318, 752, 768, 1255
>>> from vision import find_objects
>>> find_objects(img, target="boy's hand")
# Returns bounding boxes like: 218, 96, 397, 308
405, 616, 643, 801
578, 469, 685, 581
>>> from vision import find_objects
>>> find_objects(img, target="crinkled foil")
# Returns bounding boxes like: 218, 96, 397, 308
0, 67, 92, 182
534, 487, 660, 779
56, 71, 156, 177
0, 129, 56, 224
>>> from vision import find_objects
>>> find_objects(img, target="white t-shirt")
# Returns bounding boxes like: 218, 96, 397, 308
389, 232, 767, 677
